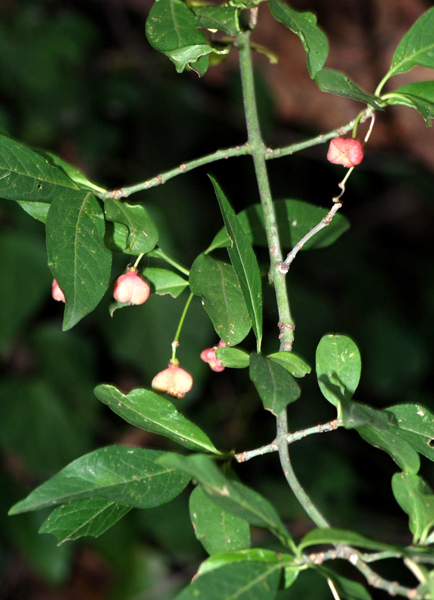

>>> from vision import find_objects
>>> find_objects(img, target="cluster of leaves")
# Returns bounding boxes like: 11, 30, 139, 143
4, 1, 434, 599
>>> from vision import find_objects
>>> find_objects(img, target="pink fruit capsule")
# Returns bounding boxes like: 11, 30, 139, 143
152, 363, 193, 399
200, 340, 226, 372
113, 267, 150, 305
327, 137, 364, 168
52, 279, 65, 303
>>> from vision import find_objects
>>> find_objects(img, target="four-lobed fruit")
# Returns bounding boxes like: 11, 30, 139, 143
152, 363, 193, 399
200, 340, 226, 372
113, 267, 150, 305
327, 137, 364, 168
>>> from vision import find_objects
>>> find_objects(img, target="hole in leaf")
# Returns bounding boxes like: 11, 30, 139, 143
428, 439, 434, 448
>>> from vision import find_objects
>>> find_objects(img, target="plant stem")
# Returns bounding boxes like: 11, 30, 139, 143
235, 419, 342, 463
148, 247, 190, 276
236, 30, 294, 351
172, 292, 195, 361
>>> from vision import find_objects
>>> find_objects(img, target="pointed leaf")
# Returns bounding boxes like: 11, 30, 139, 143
142, 267, 188, 298
392, 472, 434, 544
210, 176, 262, 348
175, 561, 280, 600
316, 334, 361, 406
39, 498, 131, 545
46, 193, 112, 330
386, 403, 434, 463
190, 253, 251, 346
315, 69, 382, 109
268, 351, 311, 378
104, 199, 158, 255
9, 447, 190, 515
319, 567, 373, 600
159, 453, 292, 544
389, 8, 434, 76
299, 527, 402, 553
250, 353, 300, 415
94, 384, 221, 454
216, 346, 250, 369
17, 201, 50, 223
198, 548, 290, 576
208, 199, 350, 253
0, 134, 80, 202
389, 81, 434, 125
189, 486, 251, 555
268, 0, 328, 78
41, 151, 106, 194
146, 0, 211, 74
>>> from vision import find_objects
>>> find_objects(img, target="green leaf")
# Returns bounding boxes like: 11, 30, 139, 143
389, 8, 434, 77
46, 192, 112, 331
94, 384, 221, 454
9, 447, 190, 515
104, 199, 158, 255
159, 453, 292, 544
189, 486, 251, 555
17, 201, 50, 223
319, 567, 373, 600
267, 352, 311, 378
315, 334, 361, 406
175, 561, 280, 600
198, 548, 290, 576
357, 420, 420, 474
41, 151, 106, 194
267, 0, 328, 78
250, 353, 300, 415
314, 69, 383, 109
216, 346, 250, 369
299, 527, 402, 553
208, 199, 350, 253
0, 134, 80, 202
392, 472, 434, 544
190, 253, 251, 346
210, 176, 263, 349
192, 5, 241, 36
146, 0, 212, 75
142, 267, 188, 298
39, 498, 131, 545
388, 82, 434, 125
386, 404, 434, 463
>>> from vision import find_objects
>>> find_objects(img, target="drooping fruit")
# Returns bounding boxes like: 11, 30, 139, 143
152, 363, 193, 399
52, 279, 65, 303
200, 340, 226, 372
113, 267, 150, 305
327, 137, 364, 168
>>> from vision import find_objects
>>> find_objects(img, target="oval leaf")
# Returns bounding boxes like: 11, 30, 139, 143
142, 267, 188, 298
198, 548, 289, 577
216, 346, 250, 369
104, 198, 158, 255
315, 69, 382, 109
390, 81, 434, 125
9, 447, 190, 515
392, 472, 434, 544
390, 8, 434, 76
189, 486, 251, 555
190, 253, 251, 346
250, 353, 300, 415
386, 403, 434, 463
46, 192, 112, 331
268, 351, 311, 378
192, 5, 241, 36
39, 498, 131, 545
94, 384, 221, 454
268, 0, 328, 78
316, 334, 361, 406
209, 176, 262, 348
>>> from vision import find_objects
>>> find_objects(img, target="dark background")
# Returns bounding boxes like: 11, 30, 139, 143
1, 0, 434, 598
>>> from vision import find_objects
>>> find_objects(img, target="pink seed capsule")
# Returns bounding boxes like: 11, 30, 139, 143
200, 340, 226, 372
113, 267, 150, 305
327, 137, 364, 168
52, 279, 65, 303
152, 363, 193, 399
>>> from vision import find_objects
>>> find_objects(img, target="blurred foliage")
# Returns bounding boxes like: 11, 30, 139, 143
1, 0, 434, 599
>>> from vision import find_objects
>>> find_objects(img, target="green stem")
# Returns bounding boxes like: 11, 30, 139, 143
148, 247, 190, 277
237, 30, 294, 351
171, 292, 194, 362
276, 410, 330, 527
